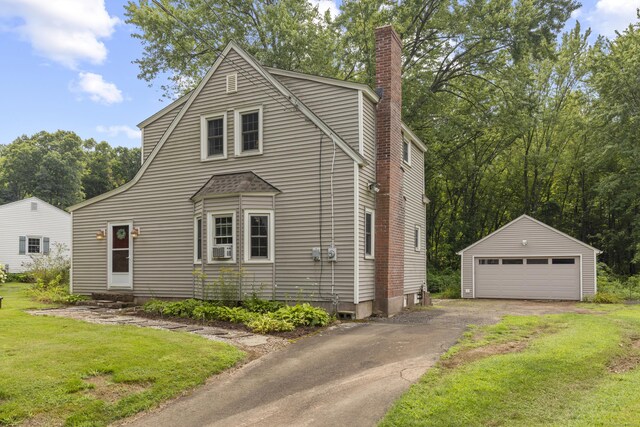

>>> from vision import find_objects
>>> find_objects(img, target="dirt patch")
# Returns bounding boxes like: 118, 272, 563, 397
85, 375, 150, 403
441, 341, 528, 369
21, 412, 63, 427
608, 337, 640, 374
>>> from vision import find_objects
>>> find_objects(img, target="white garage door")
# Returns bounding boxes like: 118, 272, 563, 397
475, 257, 580, 300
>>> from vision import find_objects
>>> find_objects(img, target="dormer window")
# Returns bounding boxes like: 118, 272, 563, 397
235, 106, 263, 156
200, 112, 227, 161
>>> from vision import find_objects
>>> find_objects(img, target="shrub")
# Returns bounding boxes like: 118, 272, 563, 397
28, 274, 86, 304
142, 298, 332, 333
143, 299, 204, 317
586, 292, 623, 304
428, 269, 461, 298
596, 263, 640, 301
242, 297, 284, 314
0, 264, 6, 284
247, 315, 295, 333
21, 243, 70, 285
271, 303, 331, 327
6, 272, 32, 283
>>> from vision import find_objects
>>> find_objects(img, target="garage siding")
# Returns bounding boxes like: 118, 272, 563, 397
460, 216, 597, 300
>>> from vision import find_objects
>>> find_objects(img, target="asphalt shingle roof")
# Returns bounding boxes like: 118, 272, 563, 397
191, 172, 280, 199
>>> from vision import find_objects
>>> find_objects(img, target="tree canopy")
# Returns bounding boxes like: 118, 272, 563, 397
0, 131, 140, 210
125, 2, 640, 274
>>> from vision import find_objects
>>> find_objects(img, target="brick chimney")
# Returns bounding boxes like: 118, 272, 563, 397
374, 25, 405, 316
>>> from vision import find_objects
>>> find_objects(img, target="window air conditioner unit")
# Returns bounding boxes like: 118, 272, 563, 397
212, 244, 233, 259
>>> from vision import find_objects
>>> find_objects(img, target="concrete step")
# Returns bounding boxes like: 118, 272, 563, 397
91, 292, 135, 303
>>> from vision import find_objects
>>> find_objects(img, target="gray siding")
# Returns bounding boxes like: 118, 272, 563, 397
141, 103, 183, 163
72, 49, 356, 302
357, 97, 377, 302
271, 75, 360, 153
460, 216, 597, 299
403, 143, 427, 295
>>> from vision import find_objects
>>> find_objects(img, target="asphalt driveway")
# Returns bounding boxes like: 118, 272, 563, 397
123, 299, 587, 427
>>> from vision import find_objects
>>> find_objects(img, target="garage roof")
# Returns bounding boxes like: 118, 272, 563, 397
457, 214, 602, 255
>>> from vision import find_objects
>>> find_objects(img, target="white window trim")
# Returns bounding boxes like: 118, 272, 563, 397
200, 112, 228, 161
364, 208, 375, 260
194, 216, 202, 264
414, 225, 422, 252
107, 221, 133, 290
234, 106, 263, 157
244, 209, 274, 263
402, 136, 412, 167
27, 236, 42, 254
207, 211, 236, 264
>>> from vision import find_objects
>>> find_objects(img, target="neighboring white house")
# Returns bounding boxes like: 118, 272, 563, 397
0, 197, 71, 273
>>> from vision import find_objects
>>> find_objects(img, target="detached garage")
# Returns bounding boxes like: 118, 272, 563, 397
458, 215, 601, 301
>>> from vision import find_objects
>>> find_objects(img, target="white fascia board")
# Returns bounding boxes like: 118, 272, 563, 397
401, 123, 427, 152
137, 92, 190, 129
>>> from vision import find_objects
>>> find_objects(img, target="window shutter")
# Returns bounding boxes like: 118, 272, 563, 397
19, 236, 26, 254
43, 237, 50, 254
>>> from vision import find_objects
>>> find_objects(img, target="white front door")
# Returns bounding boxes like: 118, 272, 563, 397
108, 222, 133, 289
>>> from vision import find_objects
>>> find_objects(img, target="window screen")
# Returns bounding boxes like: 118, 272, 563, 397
365, 211, 373, 257
242, 111, 260, 151
207, 117, 224, 156
249, 215, 269, 258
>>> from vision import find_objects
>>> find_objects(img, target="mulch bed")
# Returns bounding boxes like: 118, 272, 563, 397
130, 309, 328, 340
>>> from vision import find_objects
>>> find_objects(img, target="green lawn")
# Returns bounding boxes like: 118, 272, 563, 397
381, 304, 640, 426
0, 282, 245, 426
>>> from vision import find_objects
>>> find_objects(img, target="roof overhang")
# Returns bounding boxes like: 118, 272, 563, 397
402, 123, 427, 152
266, 67, 380, 104
456, 214, 602, 255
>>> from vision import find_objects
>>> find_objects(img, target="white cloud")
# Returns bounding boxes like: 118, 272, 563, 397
96, 125, 141, 140
583, 0, 640, 37
71, 72, 123, 104
310, 0, 340, 19
0, 0, 119, 68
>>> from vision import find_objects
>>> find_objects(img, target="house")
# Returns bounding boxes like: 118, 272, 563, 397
0, 197, 71, 273
457, 215, 601, 301
69, 26, 427, 318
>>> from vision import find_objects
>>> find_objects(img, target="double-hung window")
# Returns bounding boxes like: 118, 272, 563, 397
207, 212, 235, 263
235, 106, 263, 156
28, 237, 41, 254
402, 137, 411, 166
244, 210, 274, 262
200, 112, 227, 160
365, 209, 375, 259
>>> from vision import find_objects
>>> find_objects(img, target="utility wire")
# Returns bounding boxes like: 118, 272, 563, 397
151, 0, 296, 113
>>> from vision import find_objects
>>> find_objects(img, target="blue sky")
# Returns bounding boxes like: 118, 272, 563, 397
0, 0, 638, 149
